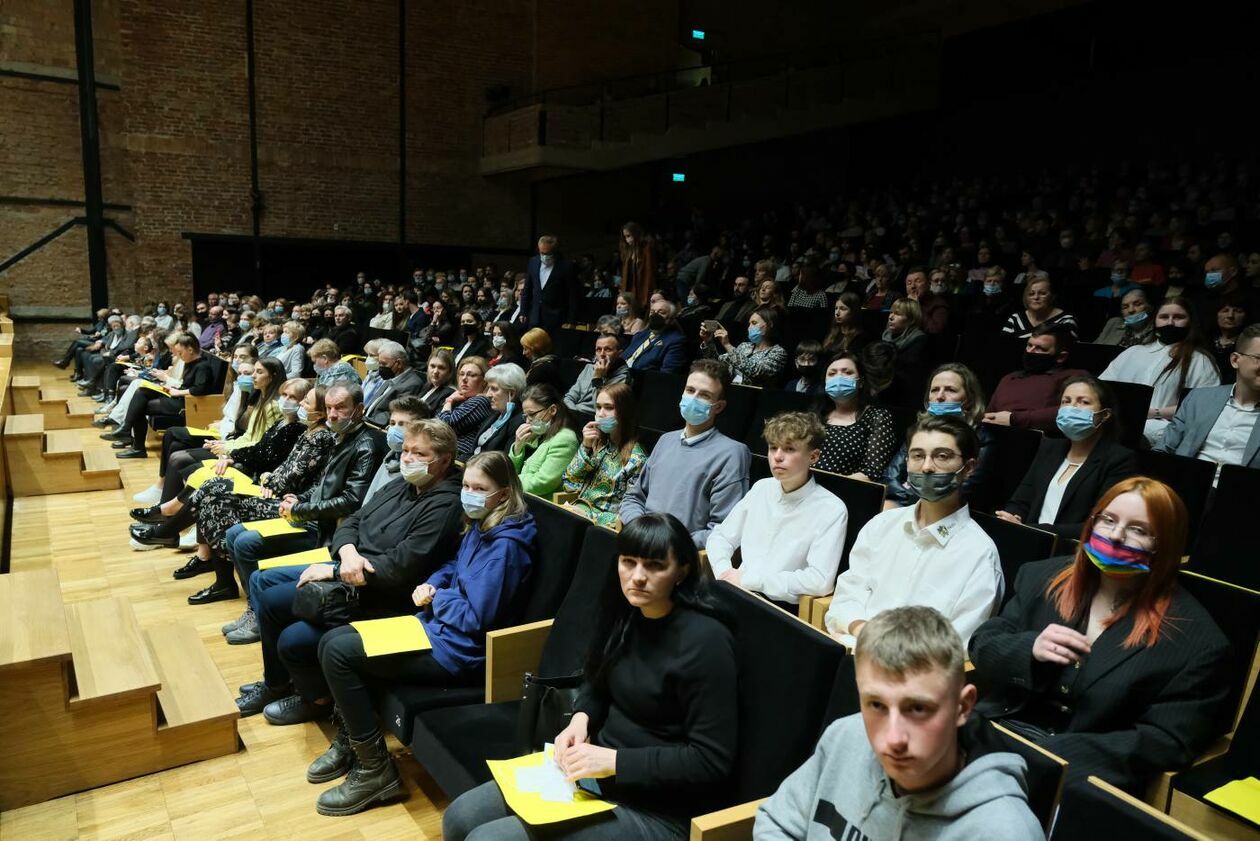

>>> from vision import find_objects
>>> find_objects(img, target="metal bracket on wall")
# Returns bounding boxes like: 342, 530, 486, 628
0, 215, 132, 275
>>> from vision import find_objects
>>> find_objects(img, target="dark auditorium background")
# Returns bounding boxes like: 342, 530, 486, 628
3, 0, 1258, 361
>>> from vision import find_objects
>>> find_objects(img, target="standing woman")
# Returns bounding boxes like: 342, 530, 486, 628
816, 352, 898, 481
438, 356, 496, 460
419, 349, 457, 415
509, 384, 580, 497
1100, 296, 1220, 446
969, 477, 1232, 794
701, 306, 788, 386
1002, 277, 1078, 339
563, 382, 647, 527
443, 512, 737, 841
619, 221, 656, 309
312, 450, 537, 816
997, 376, 1136, 539
822, 291, 869, 356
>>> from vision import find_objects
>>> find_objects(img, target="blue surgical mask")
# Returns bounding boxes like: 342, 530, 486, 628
982, 284, 1001, 297
1110, 271, 1127, 284
747, 326, 764, 344
1056, 406, 1099, 441
297, 406, 312, 424
1204, 270, 1225, 289
824, 375, 858, 401
529, 418, 550, 435
1123, 310, 1149, 327
927, 401, 963, 416
237, 375, 254, 392
461, 488, 491, 518
615, 306, 629, 317
240, 319, 251, 330
687, 295, 698, 307
156, 306, 167, 316
595, 414, 618, 434
386, 425, 406, 452
678, 395, 712, 426
492, 335, 507, 349
277, 396, 299, 415
280, 334, 292, 347
540, 254, 555, 267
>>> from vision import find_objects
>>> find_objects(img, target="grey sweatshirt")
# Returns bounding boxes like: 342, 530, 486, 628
754, 715, 1043, 841
562, 359, 632, 413
619, 427, 750, 547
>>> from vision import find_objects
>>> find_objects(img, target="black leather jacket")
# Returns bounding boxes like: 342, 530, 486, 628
292, 422, 384, 537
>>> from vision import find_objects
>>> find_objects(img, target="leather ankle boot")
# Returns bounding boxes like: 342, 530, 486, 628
314, 731, 404, 816
306, 709, 353, 784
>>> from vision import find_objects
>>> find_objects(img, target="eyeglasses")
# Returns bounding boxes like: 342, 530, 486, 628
1092, 511, 1156, 547
906, 449, 962, 467
1235, 351, 1260, 363
523, 407, 550, 421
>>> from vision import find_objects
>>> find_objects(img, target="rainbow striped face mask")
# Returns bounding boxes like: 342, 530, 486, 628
1084, 531, 1152, 577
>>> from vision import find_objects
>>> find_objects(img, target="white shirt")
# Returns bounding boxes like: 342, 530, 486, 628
706, 477, 848, 605
1037, 459, 1080, 525
1100, 341, 1220, 446
824, 503, 1002, 645
539, 259, 554, 290
217, 385, 242, 438
1197, 386, 1260, 484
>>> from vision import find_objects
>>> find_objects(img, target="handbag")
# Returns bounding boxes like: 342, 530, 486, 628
291, 580, 360, 627
513, 670, 584, 755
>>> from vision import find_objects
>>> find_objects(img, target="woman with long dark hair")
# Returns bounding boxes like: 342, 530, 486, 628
822, 291, 869, 356
619, 221, 656, 310
562, 382, 647, 527
815, 352, 897, 481
970, 477, 1232, 794
443, 512, 737, 841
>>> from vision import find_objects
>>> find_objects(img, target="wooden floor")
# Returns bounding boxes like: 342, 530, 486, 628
0, 363, 447, 840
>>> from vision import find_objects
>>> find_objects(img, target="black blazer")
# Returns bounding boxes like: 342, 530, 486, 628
969, 557, 1233, 795
364, 366, 425, 427
452, 336, 492, 367
1003, 437, 1137, 539
471, 404, 525, 456
523, 254, 579, 332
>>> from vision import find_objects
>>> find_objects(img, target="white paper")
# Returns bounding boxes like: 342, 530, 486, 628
514, 743, 579, 803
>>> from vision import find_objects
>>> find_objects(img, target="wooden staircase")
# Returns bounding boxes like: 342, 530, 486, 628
0, 569, 240, 811
3, 413, 122, 495
11, 374, 97, 429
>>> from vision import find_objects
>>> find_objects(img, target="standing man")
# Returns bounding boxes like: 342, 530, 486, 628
522, 235, 579, 333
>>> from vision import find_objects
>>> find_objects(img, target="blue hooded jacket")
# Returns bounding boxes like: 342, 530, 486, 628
419, 512, 537, 675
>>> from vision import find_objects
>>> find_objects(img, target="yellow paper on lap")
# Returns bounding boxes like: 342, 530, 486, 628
244, 517, 303, 537
1205, 776, 1260, 825
137, 379, 171, 396
487, 747, 615, 825
186, 465, 256, 491
257, 546, 330, 570
184, 426, 222, 438
350, 615, 432, 657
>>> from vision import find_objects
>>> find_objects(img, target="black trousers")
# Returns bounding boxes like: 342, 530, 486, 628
162, 445, 214, 501
158, 424, 211, 478
123, 392, 183, 451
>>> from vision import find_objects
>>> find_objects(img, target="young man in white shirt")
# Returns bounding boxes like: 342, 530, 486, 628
706, 411, 847, 609
825, 414, 1002, 646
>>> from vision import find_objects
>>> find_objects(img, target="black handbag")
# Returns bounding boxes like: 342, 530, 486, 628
513, 671, 584, 755
291, 580, 360, 627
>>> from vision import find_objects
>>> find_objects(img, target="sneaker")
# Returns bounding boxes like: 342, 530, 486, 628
225, 612, 260, 645
236, 683, 291, 718
222, 607, 252, 635
178, 528, 197, 550
132, 485, 162, 505
129, 538, 162, 552
263, 694, 332, 726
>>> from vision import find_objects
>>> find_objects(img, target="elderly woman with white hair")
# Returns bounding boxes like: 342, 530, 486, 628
276, 320, 307, 378
471, 363, 527, 456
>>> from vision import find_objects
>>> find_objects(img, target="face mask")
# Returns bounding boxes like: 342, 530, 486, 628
1084, 531, 1152, 577
906, 468, 963, 502
157, 306, 167, 316
747, 326, 764, 343
595, 414, 618, 434
983, 284, 1001, 297
824, 375, 858, 401
795, 360, 818, 375
328, 416, 355, 435
314, 361, 329, 374
1204, 270, 1225, 289
529, 418, 550, 435
237, 375, 254, 392
1156, 324, 1190, 345
615, 306, 629, 317
280, 334, 292, 347
540, 254, 555, 267
463, 324, 478, 338
1110, 271, 1127, 284
1122, 310, 1149, 327
678, 395, 712, 426
1023, 352, 1056, 374
647, 313, 666, 331
930, 283, 947, 295
461, 488, 492, 518
400, 458, 435, 487
687, 296, 698, 307
365, 357, 380, 372
499, 298, 511, 309
297, 406, 313, 425
1056, 406, 1099, 441
277, 396, 299, 416
240, 319, 252, 330
377, 364, 396, 381
926, 401, 963, 416
492, 335, 507, 349
386, 425, 406, 453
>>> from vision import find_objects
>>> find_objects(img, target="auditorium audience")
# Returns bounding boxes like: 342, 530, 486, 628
443, 512, 735, 840
102, 333, 219, 458
509, 384, 579, 497
700, 305, 788, 386
621, 359, 751, 546
969, 477, 1232, 795
816, 352, 897, 480
471, 363, 527, 457
825, 415, 1002, 646
756, 606, 1043, 840
562, 383, 647, 527
985, 324, 1089, 432
1100, 297, 1221, 445
276, 321, 307, 378
997, 376, 1136, 537
706, 412, 848, 609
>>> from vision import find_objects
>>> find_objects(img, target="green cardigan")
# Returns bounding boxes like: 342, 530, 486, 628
510, 427, 579, 497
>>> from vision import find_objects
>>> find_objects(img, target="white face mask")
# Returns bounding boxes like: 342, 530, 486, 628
399, 458, 435, 487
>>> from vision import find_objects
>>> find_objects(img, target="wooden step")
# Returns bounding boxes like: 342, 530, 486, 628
144, 624, 239, 731
4, 412, 44, 438
0, 569, 72, 671
64, 597, 161, 708
44, 428, 84, 456
80, 446, 122, 477
4, 413, 122, 495
0, 332, 13, 358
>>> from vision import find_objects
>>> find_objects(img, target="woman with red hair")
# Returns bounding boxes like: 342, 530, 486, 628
969, 476, 1232, 795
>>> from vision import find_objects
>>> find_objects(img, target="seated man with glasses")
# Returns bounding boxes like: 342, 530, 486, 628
1156, 322, 1260, 483
824, 415, 1002, 647
968, 476, 1232, 795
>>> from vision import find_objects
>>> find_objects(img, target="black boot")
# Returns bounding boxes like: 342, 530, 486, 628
307, 709, 353, 784
314, 731, 405, 816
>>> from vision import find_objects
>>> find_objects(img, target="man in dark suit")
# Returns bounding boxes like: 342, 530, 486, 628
363, 339, 425, 427
623, 298, 688, 374
521, 234, 578, 333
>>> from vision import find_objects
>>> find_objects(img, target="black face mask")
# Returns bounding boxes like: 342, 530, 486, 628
1156, 324, 1190, 345
378, 364, 397, 381
463, 324, 479, 338
795, 362, 819, 377
647, 313, 666, 331
1023, 352, 1057, 374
